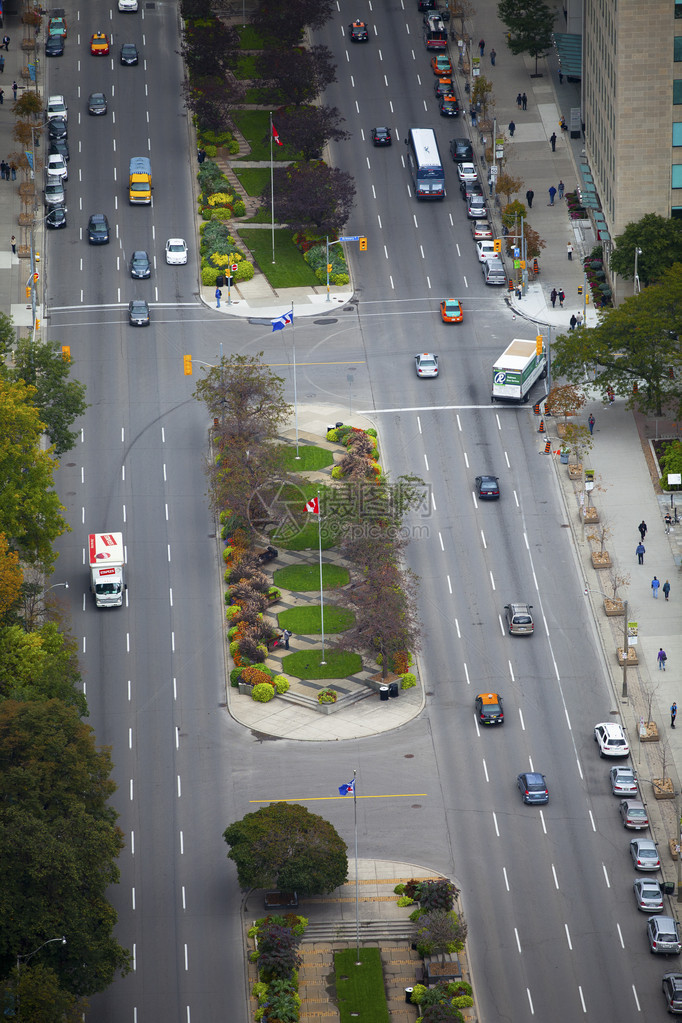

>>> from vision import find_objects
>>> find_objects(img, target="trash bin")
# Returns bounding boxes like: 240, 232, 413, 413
380, 685, 389, 701
388, 681, 399, 698
405, 987, 414, 1004
560, 451, 569, 464
336, 421, 344, 428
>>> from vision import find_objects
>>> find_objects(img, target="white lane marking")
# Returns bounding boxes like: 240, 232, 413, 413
551, 863, 559, 888
588, 810, 596, 832
180, 831, 184, 854
426, 276, 431, 289
482, 759, 489, 783
617, 923, 625, 949
526, 989, 534, 1014
508, 661, 515, 682
489, 570, 495, 590
173, 677, 177, 700
503, 867, 510, 890
438, 532, 444, 551
366, 156, 371, 169
578, 987, 586, 1012
184, 945, 189, 970
449, 213, 453, 226
170, 588, 173, 608
565, 924, 572, 950
128, 680, 132, 701
456, 414, 462, 431
539, 809, 547, 834
130, 779, 134, 801
384, 244, 388, 259
165, 503, 169, 520
481, 530, 487, 549
377, 214, 382, 228
424, 453, 429, 471
355, 100, 359, 113
420, 244, 425, 259
417, 415, 422, 434
131, 832, 135, 855
129, 728, 133, 749
492, 811, 499, 837
413, 213, 419, 229
463, 275, 468, 288
602, 863, 610, 888
514, 928, 522, 953
372, 185, 376, 199
519, 708, 526, 730
175, 726, 180, 750
464, 451, 469, 468
471, 492, 478, 509
132, 888, 136, 910
505, 451, 511, 468
389, 275, 395, 289
384, 75, 388, 86
182, 886, 186, 909
177, 775, 181, 798
447, 576, 453, 594
529, 756, 535, 772
631, 985, 640, 1011
463, 663, 470, 685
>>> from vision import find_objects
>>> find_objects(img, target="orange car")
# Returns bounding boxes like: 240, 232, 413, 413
440, 299, 463, 323
90, 31, 110, 55
431, 54, 452, 76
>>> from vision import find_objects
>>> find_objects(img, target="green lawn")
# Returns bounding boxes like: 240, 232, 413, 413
282, 649, 362, 680
276, 444, 334, 471
334, 948, 390, 1023
242, 207, 276, 224
232, 110, 292, 161
274, 563, 349, 591
273, 518, 340, 550
233, 167, 270, 197
237, 229, 319, 289
233, 54, 258, 79
278, 605, 355, 634
236, 24, 265, 49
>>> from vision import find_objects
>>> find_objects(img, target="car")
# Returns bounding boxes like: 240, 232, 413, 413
468, 195, 487, 219
475, 692, 504, 725
46, 153, 67, 180
49, 139, 70, 162
128, 299, 150, 326
610, 765, 638, 796
118, 0, 139, 9
417, 0, 437, 11
662, 973, 682, 1013
90, 31, 110, 55
434, 77, 454, 100
349, 20, 369, 41
460, 180, 484, 201
165, 238, 188, 265
504, 603, 534, 635
45, 205, 67, 229
44, 176, 65, 207
457, 162, 478, 184
471, 220, 493, 240
372, 126, 392, 146
475, 475, 500, 499
633, 878, 664, 912
87, 213, 109, 244
129, 250, 151, 279
47, 94, 67, 121
87, 92, 108, 115
45, 34, 65, 56
440, 298, 463, 323
517, 772, 548, 804
120, 42, 139, 64
414, 352, 439, 378
476, 240, 497, 263
47, 117, 67, 141
631, 838, 661, 871
449, 137, 473, 162
439, 95, 460, 117
619, 799, 649, 829
594, 721, 630, 758
648, 916, 682, 955
431, 54, 452, 75
48, 16, 67, 35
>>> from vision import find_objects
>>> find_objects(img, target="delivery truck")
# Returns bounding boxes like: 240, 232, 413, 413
491, 338, 547, 403
128, 157, 152, 204
88, 532, 126, 607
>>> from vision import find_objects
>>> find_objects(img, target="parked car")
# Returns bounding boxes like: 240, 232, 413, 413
631, 838, 661, 871
619, 799, 648, 829
662, 973, 682, 1013
449, 137, 473, 162
610, 766, 638, 796
633, 878, 664, 912
648, 916, 681, 955
45, 33, 65, 56
471, 220, 493, 240
594, 721, 629, 757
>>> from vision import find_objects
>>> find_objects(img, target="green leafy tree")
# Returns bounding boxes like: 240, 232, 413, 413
0, 622, 87, 715
256, 46, 337, 107
5, 339, 88, 455
252, 0, 335, 47
609, 213, 682, 286
223, 802, 348, 895
0, 311, 15, 357
497, 0, 556, 76
3, 962, 83, 1023
277, 105, 350, 162
262, 162, 356, 234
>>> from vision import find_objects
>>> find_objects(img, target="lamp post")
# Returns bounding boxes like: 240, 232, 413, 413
634, 246, 642, 295
45, 582, 68, 593
16, 936, 66, 1020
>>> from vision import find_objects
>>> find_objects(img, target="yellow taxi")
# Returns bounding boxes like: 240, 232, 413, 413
440, 299, 463, 323
48, 16, 67, 36
90, 32, 110, 56
475, 692, 504, 725
431, 54, 452, 75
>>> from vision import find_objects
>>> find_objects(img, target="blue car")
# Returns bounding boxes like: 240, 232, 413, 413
517, 772, 548, 804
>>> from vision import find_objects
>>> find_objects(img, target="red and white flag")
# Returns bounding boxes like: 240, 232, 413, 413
305, 497, 320, 515
272, 123, 283, 147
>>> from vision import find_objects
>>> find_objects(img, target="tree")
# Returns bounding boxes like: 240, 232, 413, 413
609, 213, 682, 286
193, 353, 291, 447
523, 224, 546, 260
545, 383, 586, 423
257, 46, 337, 107
471, 74, 494, 120
0, 533, 22, 620
5, 339, 88, 455
223, 802, 348, 895
14, 92, 42, 118
3, 962, 83, 1023
552, 264, 682, 416
263, 162, 356, 234
0, 622, 88, 715
495, 172, 523, 204
180, 19, 238, 79
183, 75, 244, 132
252, 0, 335, 47
277, 105, 350, 161
449, 0, 476, 35
497, 0, 556, 76
0, 310, 15, 357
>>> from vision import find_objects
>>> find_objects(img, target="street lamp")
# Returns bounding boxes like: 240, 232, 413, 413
16, 936, 66, 1020
634, 246, 642, 294
45, 582, 68, 593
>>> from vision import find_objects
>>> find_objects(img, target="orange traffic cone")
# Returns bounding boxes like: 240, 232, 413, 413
538, 419, 545, 433
544, 440, 551, 453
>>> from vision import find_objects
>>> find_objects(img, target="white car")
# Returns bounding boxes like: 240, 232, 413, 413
47, 94, 67, 121
476, 240, 497, 263
594, 721, 630, 758
165, 238, 188, 265
118, 0, 138, 8
457, 162, 477, 183
46, 153, 67, 181
414, 352, 439, 378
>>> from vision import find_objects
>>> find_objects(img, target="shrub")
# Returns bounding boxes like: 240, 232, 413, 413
252, 682, 275, 702
394, 883, 406, 895
452, 996, 474, 1009
230, 667, 243, 687
233, 198, 246, 216
268, 586, 281, 601
241, 666, 273, 686
317, 688, 337, 704
366, 428, 377, 438
229, 640, 240, 656
331, 465, 344, 479
411, 984, 428, 1005
257, 922, 301, 981
397, 896, 414, 907
401, 673, 416, 689
326, 428, 340, 442
226, 604, 241, 621
252, 981, 268, 1003
416, 879, 459, 913
235, 259, 254, 281
273, 675, 290, 694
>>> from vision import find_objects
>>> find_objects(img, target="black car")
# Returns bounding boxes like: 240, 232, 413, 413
460, 180, 484, 201
49, 139, 70, 162
517, 772, 549, 805
87, 213, 109, 244
349, 20, 369, 41
47, 117, 67, 141
434, 78, 454, 99
128, 299, 150, 326
46, 206, 67, 229
417, 0, 437, 9
120, 42, 139, 65
475, 475, 500, 499
450, 137, 473, 162
87, 92, 107, 115
475, 692, 504, 725
129, 250, 151, 279
439, 95, 460, 117
45, 33, 64, 56
372, 126, 391, 146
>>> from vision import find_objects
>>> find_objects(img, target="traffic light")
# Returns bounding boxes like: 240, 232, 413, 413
183, 354, 192, 376
61, 345, 71, 361
35, 318, 40, 330
25, 286, 30, 298
359, 237, 367, 251
32, 272, 39, 283
493, 239, 501, 253
327, 263, 332, 273
536, 334, 543, 356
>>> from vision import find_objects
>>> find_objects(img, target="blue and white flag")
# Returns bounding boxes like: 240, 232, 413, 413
338, 778, 355, 796
271, 309, 293, 332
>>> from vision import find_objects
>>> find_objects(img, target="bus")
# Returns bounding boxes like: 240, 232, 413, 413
423, 13, 447, 50
406, 128, 445, 199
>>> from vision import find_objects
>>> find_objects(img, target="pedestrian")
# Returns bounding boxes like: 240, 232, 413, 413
0, 55, 6, 73
470, 106, 477, 126
636, 542, 646, 564
548, 185, 557, 205
283, 628, 292, 650
638, 520, 647, 541
522, 92, 527, 110
516, 92, 523, 108
3, 36, 11, 51
659, 648, 668, 671
588, 413, 595, 433
550, 287, 557, 308
478, 38, 485, 56
567, 242, 573, 261
652, 575, 661, 599
11, 80, 16, 100
1, 161, 7, 180
0, 89, 5, 106
550, 131, 557, 152
490, 48, 496, 65
10, 234, 15, 254
508, 120, 516, 137
663, 579, 671, 601
525, 189, 534, 209
570, 314, 577, 331
558, 289, 565, 307
576, 310, 583, 328
665, 512, 673, 533
671, 701, 677, 726
558, 181, 565, 200
10, 162, 15, 180
607, 387, 615, 404
215, 286, 222, 308
558, 68, 563, 84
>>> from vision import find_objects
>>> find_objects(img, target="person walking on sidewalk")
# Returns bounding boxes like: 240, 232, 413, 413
567, 242, 573, 260
215, 286, 222, 308
508, 120, 516, 137
11, 80, 17, 100
3, 36, 10, 51
652, 576, 661, 599
588, 413, 595, 433
569, 314, 577, 331
490, 48, 496, 65
516, 93, 523, 108
522, 92, 527, 110
478, 38, 485, 56
636, 542, 646, 564
576, 310, 583, 328
550, 287, 557, 308
548, 185, 557, 205
663, 579, 671, 601
0, 55, 6, 74
283, 628, 292, 650
659, 648, 668, 671
558, 180, 565, 199
671, 701, 677, 725
10, 234, 15, 254
526, 189, 534, 208
638, 520, 648, 541
550, 132, 557, 151
558, 289, 565, 307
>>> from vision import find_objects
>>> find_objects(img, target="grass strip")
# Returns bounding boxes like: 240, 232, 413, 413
232, 109, 291, 161
334, 948, 390, 1023
278, 605, 355, 634
237, 228, 319, 289
276, 444, 334, 471
282, 649, 362, 680
233, 166, 270, 197
274, 563, 349, 590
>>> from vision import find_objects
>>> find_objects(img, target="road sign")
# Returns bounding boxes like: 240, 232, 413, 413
339, 235, 360, 241
231, 263, 238, 272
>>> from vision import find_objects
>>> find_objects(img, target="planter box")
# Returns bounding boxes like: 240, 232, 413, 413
581, 507, 599, 522
670, 839, 680, 862
591, 552, 611, 569
264, 891, 298, 909
604, 598, 624, 616
640, 721, 659, 743
616, 646, 638, 666
238, 682, 252, 696
568, 463, 583, 479
653, 778, 675, 799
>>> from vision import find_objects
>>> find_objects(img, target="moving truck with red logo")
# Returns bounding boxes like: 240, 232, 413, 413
88, 532, 126, 607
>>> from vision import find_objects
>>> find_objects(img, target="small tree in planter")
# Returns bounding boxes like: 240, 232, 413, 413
562, 422, 592, 474
604, 571, 629, 615
653, 740, 675, 799
546, 384, 586, 438
641, 680, 661, 742
587, 518, 612, 568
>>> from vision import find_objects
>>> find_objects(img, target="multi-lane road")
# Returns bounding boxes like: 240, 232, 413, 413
43, 2, 668, 1020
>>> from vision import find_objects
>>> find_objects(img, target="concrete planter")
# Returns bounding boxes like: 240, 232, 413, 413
640, 721, 659, 743
591, 552, 611, 569
604, 598, 624, 616
616, 646, 638, 666
581, 506, 599, 522
653, 778, 675, 799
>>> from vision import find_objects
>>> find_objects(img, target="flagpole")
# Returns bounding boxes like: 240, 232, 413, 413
270, 111, 275, 264
353, 769, 360, 965
292, 304, 300, 459
318, 490, 325, 664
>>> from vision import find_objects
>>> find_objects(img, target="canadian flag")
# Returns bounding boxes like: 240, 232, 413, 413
272, 123, 283, 147
306, 497, 320, 515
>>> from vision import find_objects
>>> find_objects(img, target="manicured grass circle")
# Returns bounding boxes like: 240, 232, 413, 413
282, 650, 362, 680
277, 444, 334, 471
274, 563, 349, 590
278, 605, 354, 634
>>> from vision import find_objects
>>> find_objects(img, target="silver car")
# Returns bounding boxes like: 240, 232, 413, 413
662, 973, 682, 1013
610, 765, 638, 796
44, 175, 65, 207
415, 352, 439, 378
504, 602, 534, 635
648, 915, 681, 955
619, 799, 649, 829
633, 878, 664, 912
631, 838, 661, 871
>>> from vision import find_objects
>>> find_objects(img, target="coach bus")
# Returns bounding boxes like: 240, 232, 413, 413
406, 128, 445, 199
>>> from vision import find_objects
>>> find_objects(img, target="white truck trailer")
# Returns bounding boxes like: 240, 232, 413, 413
88, 532, 126, 607
491, 338, 547, 403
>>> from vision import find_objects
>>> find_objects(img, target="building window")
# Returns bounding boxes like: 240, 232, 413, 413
676, 37, 682, 60
674, 124, 682, 146
677, 0, 682, 18
675, 80, 682, 104
673, 166, 682, 189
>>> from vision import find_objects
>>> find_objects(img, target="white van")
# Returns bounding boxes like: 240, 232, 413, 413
482, 257, 506, 285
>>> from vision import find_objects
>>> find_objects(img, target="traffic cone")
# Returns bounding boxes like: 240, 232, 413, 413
533, 402, 541, 415
544, 440, 551, 453
538, 419, 545, 433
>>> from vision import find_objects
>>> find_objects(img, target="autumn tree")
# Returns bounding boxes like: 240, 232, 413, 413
224, 802, 347, 895
545, 383, 587, 423
522, 224, 546, 260
0, 622, 87, 715
263, 162, 356, 234
5, 339, 88, 455
495, 172, 523, 204
277, 105, 350, 161
257, 46, 337, 107
609, 213, 682, 286
0, 533, 22, 621
498, 0, 556, 76
183, 75, 244, 131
